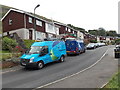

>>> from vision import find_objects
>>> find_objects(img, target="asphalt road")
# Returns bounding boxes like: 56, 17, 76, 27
2, 46, 108, 88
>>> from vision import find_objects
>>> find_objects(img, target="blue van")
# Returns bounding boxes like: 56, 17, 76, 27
77, 40, 86, 53
65, 40, 85, 55
20, 41, 66, 69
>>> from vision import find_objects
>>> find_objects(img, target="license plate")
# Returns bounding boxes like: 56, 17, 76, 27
67, 51, 70, 52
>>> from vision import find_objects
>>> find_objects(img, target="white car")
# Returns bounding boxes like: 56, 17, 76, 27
86, 43, 96, 49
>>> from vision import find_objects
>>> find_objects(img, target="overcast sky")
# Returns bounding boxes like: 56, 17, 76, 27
0, 0, 119, 33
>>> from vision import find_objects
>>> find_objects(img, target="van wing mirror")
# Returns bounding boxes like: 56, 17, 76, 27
49, 53, 52, 55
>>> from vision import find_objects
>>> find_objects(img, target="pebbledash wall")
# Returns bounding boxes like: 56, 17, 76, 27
1, 8, 79, 40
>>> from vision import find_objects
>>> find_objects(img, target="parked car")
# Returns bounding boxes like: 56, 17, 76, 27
114, 45, 120, 58
20, 41, 66, 69
94, 43, 99, 48
100, 43, 106, 46
65, 40, 85, 55
86, 43, 96, 49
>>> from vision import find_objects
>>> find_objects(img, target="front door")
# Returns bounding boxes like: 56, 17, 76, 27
29, 30, 32, 40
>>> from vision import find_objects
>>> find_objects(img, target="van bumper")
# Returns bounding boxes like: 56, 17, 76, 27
20, 59, 38, 67
67, 51, 79, 55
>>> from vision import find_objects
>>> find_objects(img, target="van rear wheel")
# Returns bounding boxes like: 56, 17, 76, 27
37, 61, 44, 69
59, 56, 65, 62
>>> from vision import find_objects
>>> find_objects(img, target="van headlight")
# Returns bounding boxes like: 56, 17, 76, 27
29, 57, 34, 63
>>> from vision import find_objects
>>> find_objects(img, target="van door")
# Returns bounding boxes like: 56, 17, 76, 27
40, 46, 51, 64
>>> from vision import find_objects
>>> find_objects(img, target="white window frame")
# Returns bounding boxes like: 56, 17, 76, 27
73, 31, 75, 34
68, 29, 71, 32
29, 17, 32, 23
66, 27, 68, 31
36, 20, 42, 26
9, 18, 12, 25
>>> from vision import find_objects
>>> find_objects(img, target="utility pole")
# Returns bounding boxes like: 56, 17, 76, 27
34, 4, 40, 40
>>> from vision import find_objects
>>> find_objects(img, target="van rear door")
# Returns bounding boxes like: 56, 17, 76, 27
66, 41, 76, 51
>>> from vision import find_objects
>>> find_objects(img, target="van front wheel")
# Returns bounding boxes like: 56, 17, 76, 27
37, 61, 44, 69
59, 56, 65, 62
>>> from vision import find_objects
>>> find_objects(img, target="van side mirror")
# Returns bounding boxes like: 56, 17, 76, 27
49, 53, 52, 55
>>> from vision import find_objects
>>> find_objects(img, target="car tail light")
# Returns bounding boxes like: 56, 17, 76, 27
76, 47, 78, 51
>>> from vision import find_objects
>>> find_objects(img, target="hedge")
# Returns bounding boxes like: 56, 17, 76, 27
2, 37, 18, 51
23, 39, 35, 48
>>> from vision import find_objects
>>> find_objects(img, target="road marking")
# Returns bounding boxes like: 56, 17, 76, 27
100, 82, 109, 88
34, 48, 108, 89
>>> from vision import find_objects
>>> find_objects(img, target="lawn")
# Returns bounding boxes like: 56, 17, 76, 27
0, 50, 21, 61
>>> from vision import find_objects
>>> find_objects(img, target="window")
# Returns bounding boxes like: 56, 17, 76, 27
26, 46, 43, 54
66, 27, 68, 31
40, 46, 48, 56
73, 31, 74, 34
29, 17, 32, 23
68, 29, 71, 32
48, 24, 53, 30
9, 19, 12, 25
36, 20, 42, 26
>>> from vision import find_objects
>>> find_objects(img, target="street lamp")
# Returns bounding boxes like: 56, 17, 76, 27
34, 4, 40, 40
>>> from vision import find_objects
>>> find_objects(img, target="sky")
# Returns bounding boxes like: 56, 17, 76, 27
0, 0, 119, 33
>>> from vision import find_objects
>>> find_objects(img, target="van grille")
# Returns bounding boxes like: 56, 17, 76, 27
21, 59, 30, 64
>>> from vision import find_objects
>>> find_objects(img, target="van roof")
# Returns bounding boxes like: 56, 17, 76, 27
31, 41, 54, 46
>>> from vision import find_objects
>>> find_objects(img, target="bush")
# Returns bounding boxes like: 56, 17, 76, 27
90, 40, 97, 43
115, 39, 120, 44
23, 39, 35, 48
2, 37, 18, 51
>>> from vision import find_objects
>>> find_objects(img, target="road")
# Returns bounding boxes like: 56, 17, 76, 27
2, 46, 108, 88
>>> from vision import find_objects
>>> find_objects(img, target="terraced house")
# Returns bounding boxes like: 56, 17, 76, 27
1, 8, 78, 40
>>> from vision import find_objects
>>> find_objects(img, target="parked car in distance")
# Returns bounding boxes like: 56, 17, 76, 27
20, 41, 66, 69
94, 43, 99, 48
97, 43, 106, 47
86, 43, 96, 49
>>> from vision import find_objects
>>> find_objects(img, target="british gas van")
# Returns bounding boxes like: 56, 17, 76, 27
65, 40, 86, 55
20, 41, 66, 69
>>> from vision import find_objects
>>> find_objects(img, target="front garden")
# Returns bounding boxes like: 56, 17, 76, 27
1, 37, 35, 69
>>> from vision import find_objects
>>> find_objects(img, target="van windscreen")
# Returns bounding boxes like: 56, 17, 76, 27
26, 46, 43, 54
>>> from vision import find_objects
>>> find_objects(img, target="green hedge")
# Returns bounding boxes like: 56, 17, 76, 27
23, 39, 35, 48
90, 40, 97, 43
2, 37, 18, 51
115, 39, 120, 44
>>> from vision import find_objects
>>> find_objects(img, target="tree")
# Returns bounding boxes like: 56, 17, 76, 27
88, 30, 98, 36
67, 24, 86, 33
106, 30, 117, 37
98, 27, 106, 36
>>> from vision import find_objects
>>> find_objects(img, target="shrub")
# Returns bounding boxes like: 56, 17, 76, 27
90, 40, 97, 43
23, 39, 35, 48
115, 39, 120, 44
2, 37, 18, 51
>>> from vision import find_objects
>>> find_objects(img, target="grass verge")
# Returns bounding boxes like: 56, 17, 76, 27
101, 71, 120, 89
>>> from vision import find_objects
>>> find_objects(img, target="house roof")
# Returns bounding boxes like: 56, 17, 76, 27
1, 8, 81, 32
1, 8, 67, 26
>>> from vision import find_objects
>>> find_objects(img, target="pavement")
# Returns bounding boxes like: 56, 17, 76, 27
37, 45, 118, 88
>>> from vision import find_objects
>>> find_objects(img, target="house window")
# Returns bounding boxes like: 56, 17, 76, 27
29, 17, 32, 23
9, 19, 12, 25
66, 27, 67, 31
48, 24, 53, 30
36, 20, 42, 26
68, 29, 71, 32
73, 31, 74, 34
